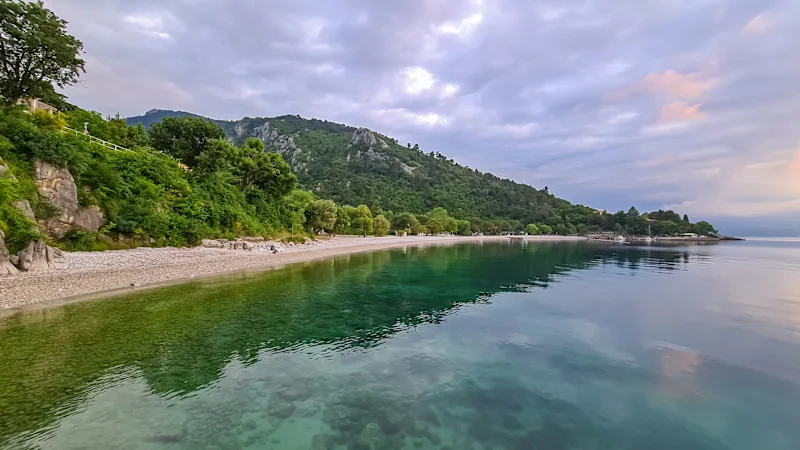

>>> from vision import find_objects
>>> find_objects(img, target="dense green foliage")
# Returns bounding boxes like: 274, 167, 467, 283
130, 110, 711, 237
0, 106, 310, 251
0, 0, 85, 104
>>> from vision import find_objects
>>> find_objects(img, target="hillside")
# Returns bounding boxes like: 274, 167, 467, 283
125, 109, 206, 129
126, 109, 718, 236
129, 110, 565, 226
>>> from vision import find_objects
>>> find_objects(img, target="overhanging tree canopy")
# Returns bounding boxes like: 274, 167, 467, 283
0, 0, 85, 104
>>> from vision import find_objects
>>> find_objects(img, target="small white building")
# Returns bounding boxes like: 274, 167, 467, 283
18, 98, 58, 114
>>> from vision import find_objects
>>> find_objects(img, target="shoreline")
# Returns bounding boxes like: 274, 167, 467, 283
0, 235, 585, 314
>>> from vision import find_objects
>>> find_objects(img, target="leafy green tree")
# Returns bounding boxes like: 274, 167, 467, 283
283, 189, 316, 231
350, 204, 373, 236
426, 207, 456, 234
0, 0, 85, 104
693, 221, 717, 236
683, 214, 690, 223
194, 138, 237, 175
524, 223, 540, 235
235, 138, 296, 197
335, 205, 354, 234
373, 214, 390, 236
456, 219, 471, 236
391, 212, 418, 232
308, 199, 337, 234
538, 224, 553, 235
148, 117, 226, 167
554, 223, 568, 235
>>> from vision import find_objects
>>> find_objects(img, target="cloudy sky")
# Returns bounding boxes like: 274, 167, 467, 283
47, 0, 800, 232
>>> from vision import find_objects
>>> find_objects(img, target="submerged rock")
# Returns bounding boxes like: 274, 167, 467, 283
15, 240, 68, 272
0, 230, 19, 275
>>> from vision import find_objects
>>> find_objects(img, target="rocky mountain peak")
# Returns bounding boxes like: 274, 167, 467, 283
350, 128, 390, 150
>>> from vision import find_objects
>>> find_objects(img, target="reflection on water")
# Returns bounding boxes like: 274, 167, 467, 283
1, 240, 799, 449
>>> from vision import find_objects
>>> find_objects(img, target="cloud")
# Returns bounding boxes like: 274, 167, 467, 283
659, 102, 707, 123
403, 67, 435, 94
439, 13, 484, 36
641, 71, 717, 100
743, 13, 771, 35
45, 0, 800, 221
789, 148, 800, 174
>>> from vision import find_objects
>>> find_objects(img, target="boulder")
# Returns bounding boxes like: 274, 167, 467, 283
16, 240, 68, 272
0, 230, 19, 275
201, 239, 225, 249
34, 159, 78, 238
73, 205, 106, 232
11, 200, 36, 221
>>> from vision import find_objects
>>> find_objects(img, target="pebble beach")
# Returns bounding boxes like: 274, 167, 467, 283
0, 235, 585, 313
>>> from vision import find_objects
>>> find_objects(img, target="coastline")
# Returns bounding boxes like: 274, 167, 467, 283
0, 235, 585, 314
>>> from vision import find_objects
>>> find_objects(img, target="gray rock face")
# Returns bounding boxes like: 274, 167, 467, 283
35, 159, 78, 237
0, 230, 19, 275
350, 128, 391, 150
0, 161, 16, 180
73, 205, 106, 232
11, 200, 36, 221
251, 121, 309, 173
15, 240, 68, 272
351, 128, 378, 147
34, 159, 107, 236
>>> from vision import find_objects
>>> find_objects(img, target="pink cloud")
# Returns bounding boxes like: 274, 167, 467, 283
659, 101, 707, 123
607, 70, 717, 102
642, 70, 717, 100
789, 149, 800, 173
743, 13, 770, 35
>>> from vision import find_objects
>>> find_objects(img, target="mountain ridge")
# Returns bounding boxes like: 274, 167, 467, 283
124, 109, 718, 238
127, 109, 564, 224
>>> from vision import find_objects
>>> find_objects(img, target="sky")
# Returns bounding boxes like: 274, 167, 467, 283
47, 0, 800, 234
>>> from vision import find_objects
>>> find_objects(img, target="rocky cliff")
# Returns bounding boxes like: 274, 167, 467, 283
33, 159, 106, 237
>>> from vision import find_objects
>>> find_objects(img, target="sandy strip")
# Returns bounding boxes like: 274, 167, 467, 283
0, 235, 585, 314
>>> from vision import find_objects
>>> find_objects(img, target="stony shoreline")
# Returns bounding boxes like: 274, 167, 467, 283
0, 235, 585, 313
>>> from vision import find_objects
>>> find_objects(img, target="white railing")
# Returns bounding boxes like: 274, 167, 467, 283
62, 127, 130, 152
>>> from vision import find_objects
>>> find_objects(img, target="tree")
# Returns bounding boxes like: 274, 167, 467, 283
683, 214, 690, 223
554, 223, 568, 235
524, 223, 540, 235
350, 204, 373, 236
283, 189, 316, 231
693, 221, 717, 236
335, 206, 355, 234
308, 199, 337, 234
456, 219, 471, 236
426, 207, 456, 234
148, 117, 226, 167
235, 138, 297, 197
373, 214, 390, 236
391, 212, 418, 232
0, 0, 85, 104
538, 224, 553, 235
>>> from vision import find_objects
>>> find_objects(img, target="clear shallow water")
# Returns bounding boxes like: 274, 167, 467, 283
1, 240, 799, 449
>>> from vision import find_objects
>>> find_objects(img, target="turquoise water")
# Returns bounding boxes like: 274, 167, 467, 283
1, 239, 800, 449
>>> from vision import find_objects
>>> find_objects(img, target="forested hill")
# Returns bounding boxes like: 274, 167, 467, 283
126, 109, 717, 236
128, 110, 565, 226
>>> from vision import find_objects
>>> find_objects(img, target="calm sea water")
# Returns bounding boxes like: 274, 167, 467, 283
1, 239, 799, 449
